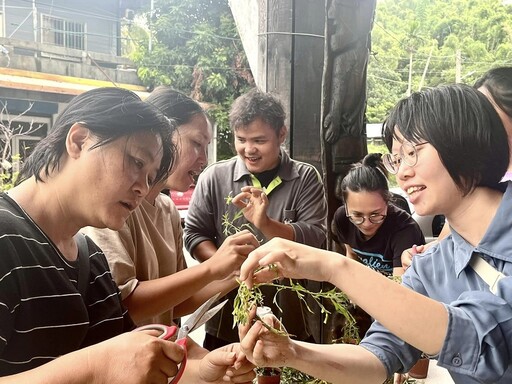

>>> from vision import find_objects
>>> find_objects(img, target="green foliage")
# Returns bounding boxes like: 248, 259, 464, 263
0, 155, 20, 192
233, 279, 359, 343
224, 194, 359, 382
368, 0, 512, 122
127, 0, 254, 160
0, 169, 18, 192
221, 191, 255, 236
280, 367, 330, 384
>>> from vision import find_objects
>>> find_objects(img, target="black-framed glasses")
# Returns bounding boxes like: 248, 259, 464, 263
382, 141, 428, 175
345, 205, 387, 225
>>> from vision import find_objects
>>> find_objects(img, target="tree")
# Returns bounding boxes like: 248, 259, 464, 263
368, 0, 512, 123
126, 0, 254, 160
0, 103, 45, 191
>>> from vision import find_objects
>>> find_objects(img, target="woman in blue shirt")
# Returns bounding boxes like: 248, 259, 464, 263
237, 84, 512, 384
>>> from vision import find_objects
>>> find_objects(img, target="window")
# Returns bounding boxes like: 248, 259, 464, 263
41, 14, 86, 50
0, 117, 49, 174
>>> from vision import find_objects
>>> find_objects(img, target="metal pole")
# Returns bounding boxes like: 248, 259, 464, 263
32, 0, 37, 43
2, 0, 5, 37
148, 0, 154, 52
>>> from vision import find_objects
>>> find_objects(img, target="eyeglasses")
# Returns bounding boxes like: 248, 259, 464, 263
382, 141, 428, 175
345, 206, 387, 226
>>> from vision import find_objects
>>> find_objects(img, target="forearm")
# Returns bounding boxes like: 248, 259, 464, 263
330, 256, 448, 355
286, 341, 387, 384
0, 348, 94, 384
256, 217, 294, 241
192, 240, 218, 263
124, 261, 220, 324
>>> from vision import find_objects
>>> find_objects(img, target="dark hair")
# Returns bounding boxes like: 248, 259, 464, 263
341, 153, 392, 203
474, 67, 512, 119
383, 84, 508, 195
146, 86, 206, 125
229, 88, 286, 134
17, 87, 174, 185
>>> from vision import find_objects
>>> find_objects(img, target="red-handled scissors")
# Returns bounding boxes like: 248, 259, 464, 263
134, 292, 227, 383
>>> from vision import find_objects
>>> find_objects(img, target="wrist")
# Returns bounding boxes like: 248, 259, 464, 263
323, 251, 345, 284
201, 258, 221, 281
254, 214, 270, 231
287, 339, 306, 370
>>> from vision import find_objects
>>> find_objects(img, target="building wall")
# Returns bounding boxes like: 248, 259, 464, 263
5, 0, 119, 55
0, 0, 145, 170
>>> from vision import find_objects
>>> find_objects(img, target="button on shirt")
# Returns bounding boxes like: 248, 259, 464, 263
360, 182, 512, 383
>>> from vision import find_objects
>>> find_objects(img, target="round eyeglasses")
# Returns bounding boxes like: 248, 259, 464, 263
382, 141, 428, 174
346, 213, 387, 226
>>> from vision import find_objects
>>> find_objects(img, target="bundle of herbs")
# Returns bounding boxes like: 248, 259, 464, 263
225, 193, 363, 383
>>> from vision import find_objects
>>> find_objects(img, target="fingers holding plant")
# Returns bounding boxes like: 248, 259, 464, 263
231, 187, 269, 229
199, 342, 255, 383
210, 229, 260, 279
238, 307, 291, 369
239, 238, 334, 288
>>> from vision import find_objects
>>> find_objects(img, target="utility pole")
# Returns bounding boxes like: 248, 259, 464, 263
148, 0, 154, 52
418, 44, 434, 91
2, 0, 6, 37
455, 49, 462, 83
32, 0, 37, 44
406, 48, 413, 96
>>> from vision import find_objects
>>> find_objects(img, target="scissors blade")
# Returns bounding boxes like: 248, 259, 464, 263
195, 299, 228, 328
177, 293, 227, 339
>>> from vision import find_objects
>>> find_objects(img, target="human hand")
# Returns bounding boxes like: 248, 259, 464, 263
209, 230, 259, 279
401, 245, 416, 271
401, 244, 430, 271
232, 186, 269, 230
239, 237, 332, 289
393, 372, 408, 384
89, 330, 185, 384
238, 307, 292, 368
199, 343, 255, 383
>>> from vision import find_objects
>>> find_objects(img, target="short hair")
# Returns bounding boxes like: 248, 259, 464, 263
146, 86, 206, 125
341, 153, 392, 203
17, 87, 174, 185
229, 88, 286, 135
474, 66, 512, 119
383, 84, 508, 195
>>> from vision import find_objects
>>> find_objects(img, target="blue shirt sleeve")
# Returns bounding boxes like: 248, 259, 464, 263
437, 278, 512, 382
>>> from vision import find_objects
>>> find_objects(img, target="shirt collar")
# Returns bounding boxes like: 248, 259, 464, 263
452, 182, 512, 275
232, 149, 299, 182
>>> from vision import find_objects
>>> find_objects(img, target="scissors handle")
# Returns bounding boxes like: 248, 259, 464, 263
133, 324, 187, 383
134, 324, 178, 340
169, 338, 187, 384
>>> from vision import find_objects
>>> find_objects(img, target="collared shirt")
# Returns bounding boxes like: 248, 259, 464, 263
185, 149, 327, 251
360, 182, 512, 383
184, 149, 327, 342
